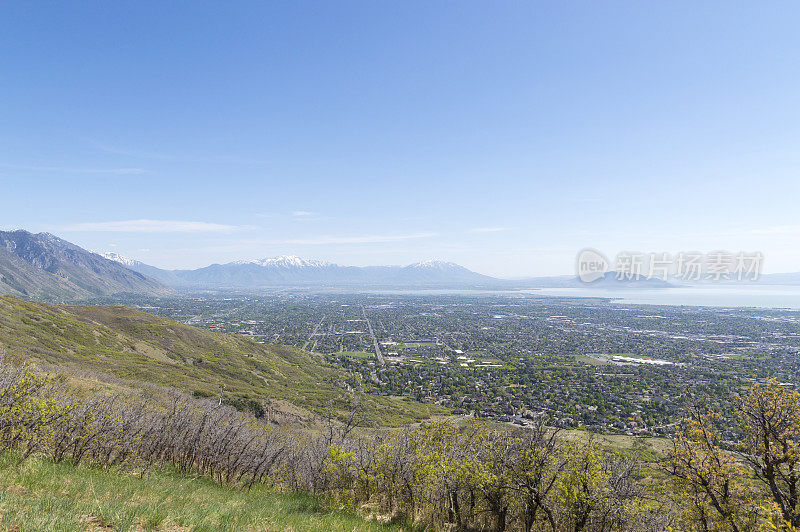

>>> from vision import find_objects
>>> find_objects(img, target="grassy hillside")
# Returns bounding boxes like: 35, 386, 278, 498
0, 454, 403, 531
0, 296, 446, 426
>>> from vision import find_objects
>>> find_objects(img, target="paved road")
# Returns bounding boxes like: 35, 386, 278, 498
302, 317, 325, 352
361, 306, 385, 365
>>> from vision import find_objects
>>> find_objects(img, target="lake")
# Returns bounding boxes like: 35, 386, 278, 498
524, 285, 800, 309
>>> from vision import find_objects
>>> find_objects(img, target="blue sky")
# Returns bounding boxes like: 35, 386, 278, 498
2, 2, 800, 277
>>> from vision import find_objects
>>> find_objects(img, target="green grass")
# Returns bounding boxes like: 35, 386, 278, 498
0, 296, 448, 427
0, 454, 405, 531
559, 429, 672, 454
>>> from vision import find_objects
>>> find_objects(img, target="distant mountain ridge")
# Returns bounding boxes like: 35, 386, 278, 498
231, 255, 333, 268
102, 253, 499, 289
0, 228, 682, 297
0, 230, 170, 301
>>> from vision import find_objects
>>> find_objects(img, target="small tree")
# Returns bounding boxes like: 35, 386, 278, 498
507, 423, 565, 531
557, 440, 609, 531
738, 380, 800, 529
666, 410, 764, 531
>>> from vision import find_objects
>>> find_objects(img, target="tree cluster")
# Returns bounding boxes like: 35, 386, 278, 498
3, 358, 800, 531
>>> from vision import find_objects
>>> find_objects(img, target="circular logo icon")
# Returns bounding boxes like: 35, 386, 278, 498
575, 248, 609, 283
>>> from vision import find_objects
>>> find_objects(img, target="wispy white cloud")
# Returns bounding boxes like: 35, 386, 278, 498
279, 232, 438, 245
291, 210, 316, 217
92, 142, 181, 161
746, 225, 800, 235
470, 226, 512, 233
92, 141, 271, 165
62, 219, 254, 233
1, 164, 146, 175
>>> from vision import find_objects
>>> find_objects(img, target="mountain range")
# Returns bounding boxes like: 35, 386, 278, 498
0, 230, 502, 299
0, 229, 711, 301
100, 253, 499, 289
103, 252, 800, 292
0, 230, 170, 301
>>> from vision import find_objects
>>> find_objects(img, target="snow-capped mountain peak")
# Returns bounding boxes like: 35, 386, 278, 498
97, 251, 142, 268
407, 260, 462, 270
231, 255, 333, 268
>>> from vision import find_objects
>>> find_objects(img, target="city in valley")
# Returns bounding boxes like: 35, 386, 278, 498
125, 291, 800, 436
